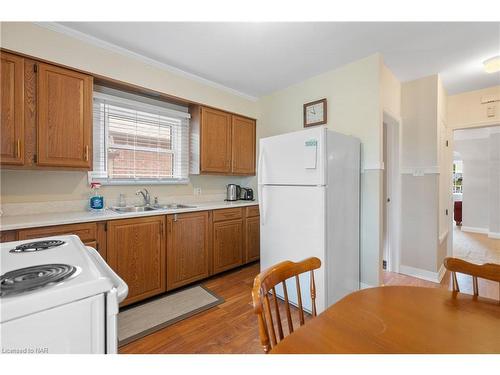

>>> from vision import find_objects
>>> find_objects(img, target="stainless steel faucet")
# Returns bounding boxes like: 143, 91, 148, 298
136, 188, 151, 206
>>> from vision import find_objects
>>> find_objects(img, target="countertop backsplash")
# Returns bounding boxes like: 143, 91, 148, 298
0, 193, 230, 217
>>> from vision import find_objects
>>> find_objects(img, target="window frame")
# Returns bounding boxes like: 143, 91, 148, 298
91, 90, 190, 185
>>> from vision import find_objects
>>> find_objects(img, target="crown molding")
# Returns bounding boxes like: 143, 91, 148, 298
34, 22, 258, 102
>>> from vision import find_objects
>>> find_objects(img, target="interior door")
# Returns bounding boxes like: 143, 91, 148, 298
259, 127, 326, 186
260, 184, 326, 312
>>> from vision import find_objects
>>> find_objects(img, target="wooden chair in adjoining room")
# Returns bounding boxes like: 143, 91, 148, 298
251, 257, 321, 353
443, 257, 500, 301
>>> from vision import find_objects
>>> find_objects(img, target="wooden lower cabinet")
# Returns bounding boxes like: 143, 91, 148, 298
166, 211, 210, 291
0, 231, 17, 243
213, 218, 243, 273
15, 222, 106, 259
107, 216, 166, 306
1, 205, 259, 306
245, 216, 260, 263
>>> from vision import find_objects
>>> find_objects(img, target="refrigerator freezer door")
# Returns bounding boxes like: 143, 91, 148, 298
259, 185, 326, 313
259, 127, 326, 186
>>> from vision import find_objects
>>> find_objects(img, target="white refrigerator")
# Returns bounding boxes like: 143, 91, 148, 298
258, 126, 360, 313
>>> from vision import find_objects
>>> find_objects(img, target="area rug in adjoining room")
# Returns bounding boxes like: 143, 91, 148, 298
118, 285, 224, 346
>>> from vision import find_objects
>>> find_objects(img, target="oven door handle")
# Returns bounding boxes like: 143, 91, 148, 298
86, 246, 128, 303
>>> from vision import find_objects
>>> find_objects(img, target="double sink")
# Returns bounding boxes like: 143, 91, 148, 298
111, 203, 196, 213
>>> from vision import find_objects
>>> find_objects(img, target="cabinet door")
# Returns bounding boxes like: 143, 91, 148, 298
1, 52, 24, 165
167, 211, 210, 290
0, 231, 17, 243
37, 63, 93, 168
18, 222, 97, 243
231, 115, 256, 175
245, 216, 260, 263
200, 107, 232, 173
107, 216, 166, 306
213, 219, 243, 274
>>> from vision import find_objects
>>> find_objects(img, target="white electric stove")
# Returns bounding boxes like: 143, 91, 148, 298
0, 235, 128, 354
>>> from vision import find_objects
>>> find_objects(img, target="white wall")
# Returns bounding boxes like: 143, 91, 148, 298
489, 132, 500, 235
400, 75, 445, 277
0, 22, 258, 205
447, 85, 500, 129
454, 128, 500, 237
455, 138, 490, 229
258, 53, 384, 287
448, 85, 500, 238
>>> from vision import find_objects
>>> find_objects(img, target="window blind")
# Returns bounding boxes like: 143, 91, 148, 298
92, 91, 190, 185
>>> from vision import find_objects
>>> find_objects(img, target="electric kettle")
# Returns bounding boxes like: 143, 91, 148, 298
226, 184, 241, 201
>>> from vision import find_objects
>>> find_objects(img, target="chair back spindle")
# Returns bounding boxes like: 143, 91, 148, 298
443, 257, 500, 301
252, 257, 322, 353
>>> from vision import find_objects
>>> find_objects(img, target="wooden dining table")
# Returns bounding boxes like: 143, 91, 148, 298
270, 286, 500, 354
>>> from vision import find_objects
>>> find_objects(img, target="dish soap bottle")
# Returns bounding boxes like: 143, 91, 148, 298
89, 182, 104, 211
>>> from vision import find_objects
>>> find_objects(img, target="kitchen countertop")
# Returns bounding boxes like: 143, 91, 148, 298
0, 200, 258, 231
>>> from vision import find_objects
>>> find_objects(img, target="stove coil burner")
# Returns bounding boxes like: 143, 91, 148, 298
9, 240, 66, 253
0, 264, 79, 296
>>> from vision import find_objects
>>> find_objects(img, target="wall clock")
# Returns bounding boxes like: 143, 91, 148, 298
304, 98, 327, 127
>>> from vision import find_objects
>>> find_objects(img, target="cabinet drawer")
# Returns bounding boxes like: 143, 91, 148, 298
245, 205, 259, 218
0, 231, 17, 243
213, 207, 243, 222
18, 222, 97, 243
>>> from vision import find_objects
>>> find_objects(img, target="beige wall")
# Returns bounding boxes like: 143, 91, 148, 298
381, 62, 401, 120
258, 53, 384, 287
0, 22, 258, 204
447, 85, 500, 129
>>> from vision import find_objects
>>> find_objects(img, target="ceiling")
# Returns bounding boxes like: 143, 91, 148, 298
54, 22, 500, 98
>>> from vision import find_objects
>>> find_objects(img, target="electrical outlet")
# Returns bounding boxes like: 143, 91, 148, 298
194, 187, 202, 196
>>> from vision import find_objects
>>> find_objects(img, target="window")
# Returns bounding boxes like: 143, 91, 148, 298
453, 160, 463, 193
92, 89, 190, 184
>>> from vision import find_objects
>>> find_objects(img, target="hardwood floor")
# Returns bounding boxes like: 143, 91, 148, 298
120, 261, 499, 354
120, 262, 263, 354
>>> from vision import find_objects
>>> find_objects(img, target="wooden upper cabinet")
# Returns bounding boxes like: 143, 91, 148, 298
1, 52, 24, 165
167, 211, 210, 291
107, 216, 166, 306
196, 106, 256, 176
231, 115, 256, 175
37, 63, 93, 168
200, 107, 232, 173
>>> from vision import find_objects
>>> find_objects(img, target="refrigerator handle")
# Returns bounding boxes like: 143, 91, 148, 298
257, 147, 264, 185
258, 148, 266, 226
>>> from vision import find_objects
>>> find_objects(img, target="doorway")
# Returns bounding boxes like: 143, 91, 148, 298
382, 112, 401, 273
451, 125, 500, 265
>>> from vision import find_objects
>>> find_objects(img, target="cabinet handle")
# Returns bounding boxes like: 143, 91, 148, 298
174, 214, 178, 222
16, 139, 21, 159
160, 223, 164, 238
84, 145, 89, 161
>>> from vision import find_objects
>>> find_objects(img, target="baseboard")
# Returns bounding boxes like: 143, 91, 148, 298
488, 232, 500, 239
399, 264, 445, 284
360, 282, 375, 289
461, 226, 488, 234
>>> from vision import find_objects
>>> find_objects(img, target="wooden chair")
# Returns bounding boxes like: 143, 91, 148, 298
251, 257, 321, 353
443, 257, 500, 300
